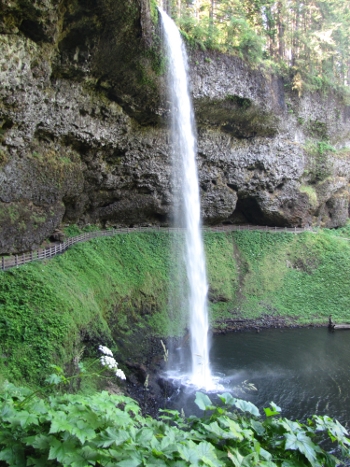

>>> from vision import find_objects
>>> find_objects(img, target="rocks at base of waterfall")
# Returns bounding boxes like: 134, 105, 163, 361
213, 313, 324, 333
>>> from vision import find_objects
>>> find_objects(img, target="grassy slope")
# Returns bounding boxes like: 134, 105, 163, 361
1, 226, 350, 385
0, 232, 171, 385
230, 228, 350, 324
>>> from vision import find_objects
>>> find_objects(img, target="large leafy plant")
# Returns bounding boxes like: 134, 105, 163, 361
0, 385, 349, 467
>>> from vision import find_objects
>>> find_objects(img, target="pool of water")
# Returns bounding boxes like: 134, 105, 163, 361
166, 327, 350, 428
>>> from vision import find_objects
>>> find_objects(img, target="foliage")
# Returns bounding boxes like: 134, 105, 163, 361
168, 0, 350, 93
0, 232, 171, 386
303, 140, 334, 182
0, 383, 349, 466
299, 186, 318, 207
226, 95, 252, 109
63, 224, 102, 237
150, 0, 159, 25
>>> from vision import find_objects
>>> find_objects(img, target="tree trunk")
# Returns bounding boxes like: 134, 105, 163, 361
277, 1, 285, 60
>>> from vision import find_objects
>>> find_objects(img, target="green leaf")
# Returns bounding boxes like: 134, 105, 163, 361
250, 419, 265, 436
313, 415, 350, 445
45, 374, 64, 385
24, 434, 52, 450
49, 364, 64, 374
1, 402, 16, 421
284, 432, 321, 466
280, 419, 303, 434
194, 392, 213, 411
121, 400, 141, 417
68, 450, 93, 467
48, 439, 65, 462
66, 405, 101, 430
196, 441, 221, 467
27, 455, 53, 467
227, 449, 262, 467
259, 461, 278, 467
12, 410, 39, 428
142, 456, 168, 466
71, 460, 90, 467
80, 445, 100, 463
282, 460, 309, 467
111, 408, 134, 427
227, 448, 244, 467
218, 392, 236, 406
219, 416, 245, 440
264, 407, 278, 417
78, 362, 86, 373
202, 420, 243, 441
270, 402, 281, 413
0, 447, 25, 466
178, 440, 201, 465
28, 399, 48, 416
135, 427, 154, 445
116, 457, 142, 467
259, 447, 272, 461
97, 427, 130, 448
48, 438, 77, 463
49, 412, 73, 434
159, 408, 180, 415
264, 402, 281, 417
70, 420, 95, 444
233, 399, 260, 417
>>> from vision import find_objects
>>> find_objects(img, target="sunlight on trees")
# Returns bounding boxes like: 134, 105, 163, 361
159, 0, 350, 93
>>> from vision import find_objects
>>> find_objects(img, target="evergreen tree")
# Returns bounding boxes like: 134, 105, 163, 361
168, 0, 350, 92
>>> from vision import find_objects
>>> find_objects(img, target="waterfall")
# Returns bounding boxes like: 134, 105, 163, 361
160, 9, 213, 389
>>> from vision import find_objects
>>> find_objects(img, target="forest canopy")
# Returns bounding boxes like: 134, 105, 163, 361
162, 0, 350, 94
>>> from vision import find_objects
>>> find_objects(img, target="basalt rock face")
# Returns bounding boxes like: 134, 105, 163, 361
191, 51, 350, 228
0, 0, 350, 254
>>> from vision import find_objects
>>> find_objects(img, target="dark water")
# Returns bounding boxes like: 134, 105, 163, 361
167, 328, 350, 428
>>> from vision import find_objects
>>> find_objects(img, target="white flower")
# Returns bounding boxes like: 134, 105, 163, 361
116, 369, 126, 380
99, 345, 125, 381
100, 355, 118, 370
98, 345, 113, 357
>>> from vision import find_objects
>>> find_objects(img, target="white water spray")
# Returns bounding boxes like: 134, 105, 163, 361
160, 10, 213, 389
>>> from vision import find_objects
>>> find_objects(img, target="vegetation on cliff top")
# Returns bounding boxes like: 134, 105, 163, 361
1, 226, 350, 386
165, 0, 350, 97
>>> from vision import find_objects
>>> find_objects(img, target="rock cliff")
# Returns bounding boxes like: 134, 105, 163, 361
0, 0, 350, 254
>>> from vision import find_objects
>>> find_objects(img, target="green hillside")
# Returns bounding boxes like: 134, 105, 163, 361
1, 226, 350, 385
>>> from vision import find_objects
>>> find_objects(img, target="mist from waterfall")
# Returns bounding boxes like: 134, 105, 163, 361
159, 9, 213, 389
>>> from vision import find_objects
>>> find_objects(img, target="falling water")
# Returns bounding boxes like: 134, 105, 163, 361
160, 9, 213, 389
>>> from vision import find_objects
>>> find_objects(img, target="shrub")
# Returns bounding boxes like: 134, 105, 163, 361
0, 384, 348, 466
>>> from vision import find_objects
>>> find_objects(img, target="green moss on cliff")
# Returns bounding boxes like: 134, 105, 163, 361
0, 149, 8, 167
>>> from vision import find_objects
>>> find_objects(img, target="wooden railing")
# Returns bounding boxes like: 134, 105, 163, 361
0, 224, 311, 271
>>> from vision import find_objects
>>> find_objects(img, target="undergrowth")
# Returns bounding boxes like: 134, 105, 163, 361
0, 384, 349, 467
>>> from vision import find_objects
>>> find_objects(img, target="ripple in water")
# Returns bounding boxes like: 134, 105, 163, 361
164, 328, 350, 429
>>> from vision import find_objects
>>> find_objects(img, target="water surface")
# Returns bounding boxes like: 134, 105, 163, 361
168, 328, 350, 427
